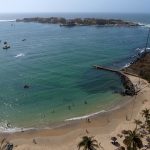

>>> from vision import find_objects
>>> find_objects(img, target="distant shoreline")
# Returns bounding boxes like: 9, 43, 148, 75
16, 17, 139, 27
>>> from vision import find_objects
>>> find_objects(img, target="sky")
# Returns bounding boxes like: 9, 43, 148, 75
0, 0, 150, 13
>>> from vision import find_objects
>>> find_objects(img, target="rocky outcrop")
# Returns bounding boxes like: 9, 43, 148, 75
93, 65, 136, 96
122, 52, 150, 82
119, 73, 135, 96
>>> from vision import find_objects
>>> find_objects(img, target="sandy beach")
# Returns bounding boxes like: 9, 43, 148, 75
0, 73, 149, 150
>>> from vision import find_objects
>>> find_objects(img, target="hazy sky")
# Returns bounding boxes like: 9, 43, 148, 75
0, 0, 150, 13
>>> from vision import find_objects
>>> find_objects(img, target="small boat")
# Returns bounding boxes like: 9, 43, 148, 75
22, 39, 26, 41
4, 41, 7, 45
3, 45, 10, 49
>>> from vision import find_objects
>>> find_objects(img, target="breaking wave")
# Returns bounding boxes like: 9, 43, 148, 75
14, 53, 25, 58
0, 20, 16, 22
138, 22, 150, 28
65, 110, 106, 121
0, 121, 33, 133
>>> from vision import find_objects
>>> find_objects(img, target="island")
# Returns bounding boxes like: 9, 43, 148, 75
16, 17, 139, 27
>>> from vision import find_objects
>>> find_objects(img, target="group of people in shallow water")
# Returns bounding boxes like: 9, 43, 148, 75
66, 100, 88, 111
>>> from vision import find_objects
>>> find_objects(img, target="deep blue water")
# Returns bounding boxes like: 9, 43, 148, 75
0, 13, 149, 131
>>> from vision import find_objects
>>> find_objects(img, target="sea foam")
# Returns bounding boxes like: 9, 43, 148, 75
138, 22, 150, 28
65, 110, 106, 121
0, 121, 33, 133
15, 53, 25, 58
0, 20, 16, 22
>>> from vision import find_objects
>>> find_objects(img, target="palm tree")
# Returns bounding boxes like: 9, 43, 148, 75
145, 119, 150, 133
134, 119, 142, 129
0, 138, 8, 150
121, 130, 130, 135
116, 146, 125, 150
111, 137, 117, 145
123, 129, 143, 150
78, 136, 99, 150
141, 109, 150, 121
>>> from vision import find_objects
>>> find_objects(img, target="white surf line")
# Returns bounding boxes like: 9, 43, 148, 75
65, 110, 106, 121
0, 19, 16, 22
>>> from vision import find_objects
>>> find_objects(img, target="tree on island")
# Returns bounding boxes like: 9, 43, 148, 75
78, 136, 99, 150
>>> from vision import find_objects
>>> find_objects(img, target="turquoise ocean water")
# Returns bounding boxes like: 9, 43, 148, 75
0, 13, 150, 131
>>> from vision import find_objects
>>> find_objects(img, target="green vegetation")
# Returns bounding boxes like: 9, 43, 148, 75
77, 108, 150, 150
111, 108, 150, 150
123, 129, 143, 150
78, 136, 99, 150
122, 52, 150, 82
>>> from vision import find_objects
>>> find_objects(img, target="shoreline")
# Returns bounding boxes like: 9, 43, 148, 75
1, 73, 150, 149
0, 67, 134, 133
0, 94, 129, 133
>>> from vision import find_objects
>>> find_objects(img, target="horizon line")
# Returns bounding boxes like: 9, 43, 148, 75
0, 12, 150, 14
